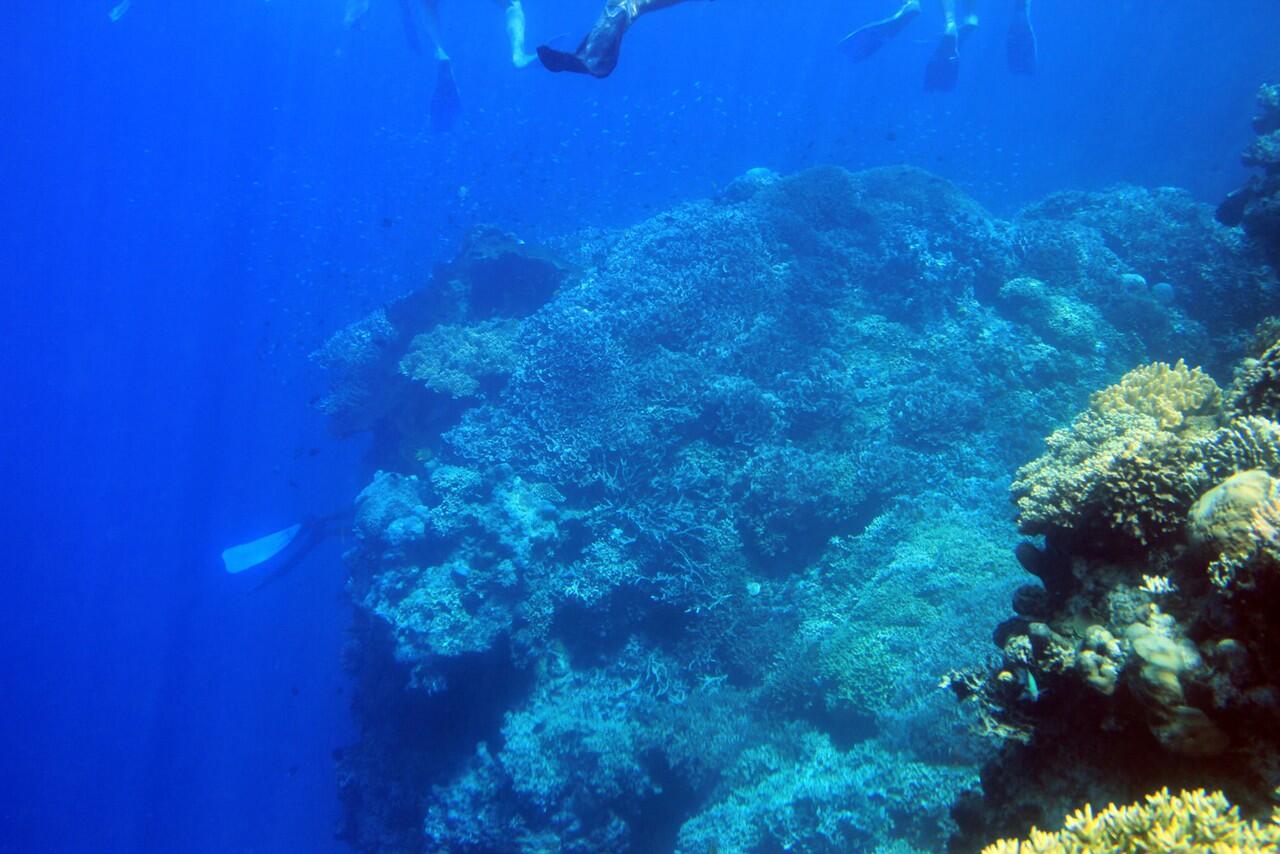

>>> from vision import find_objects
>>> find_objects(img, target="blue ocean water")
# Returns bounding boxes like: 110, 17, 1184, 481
2, 2, 1279, 853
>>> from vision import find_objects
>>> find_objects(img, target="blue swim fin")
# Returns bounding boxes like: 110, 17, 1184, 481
838, 1, 921, 63
430, 59, 462, 132
838, 23, 895, 62
1007, 11, 1037, 75
923, 32, 960, 91
222, 524, 303, 574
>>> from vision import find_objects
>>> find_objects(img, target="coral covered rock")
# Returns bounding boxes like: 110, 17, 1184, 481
1218, 83, 1280, 265
319, 166, 1278, 854
952, 344, 1280, 851
1226, 338, 1280, 421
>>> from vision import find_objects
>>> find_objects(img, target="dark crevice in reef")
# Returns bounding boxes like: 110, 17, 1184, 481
739, 492, 888, 577
807, 705, 879, 752
553, 588, 691, 671
627, 754, 705, 854
338, 614, 532, 853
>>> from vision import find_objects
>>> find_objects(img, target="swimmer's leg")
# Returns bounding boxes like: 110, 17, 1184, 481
958, 0, 979, 43
421, 0, 462, 129
493, 0, 538, 68
924, 0, 961, 91
1006, 0, 1037, 75
837, 0, 921, 62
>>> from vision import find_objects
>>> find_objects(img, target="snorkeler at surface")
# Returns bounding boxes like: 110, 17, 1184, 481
839, 0, 1037, 91
538, 0, 1035, 89
346, 0, 538, 130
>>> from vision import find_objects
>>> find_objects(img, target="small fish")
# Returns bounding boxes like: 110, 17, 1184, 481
1024, 671, 1041, 703
108, 0, 132, 22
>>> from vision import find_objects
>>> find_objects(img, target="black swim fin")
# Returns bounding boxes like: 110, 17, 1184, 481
430, 58, 462, 132
536, 6, 630, 79
537, 43, 593, 75
1007, 13, 1037, 75
924, 33, 959, 92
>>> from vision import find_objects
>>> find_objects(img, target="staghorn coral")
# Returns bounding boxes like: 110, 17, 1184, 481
982, 788, 1280, 853
1089, 359, 1222, 433
1193, 415, 1280, 478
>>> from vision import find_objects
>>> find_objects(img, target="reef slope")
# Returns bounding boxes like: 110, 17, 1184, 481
317, 165, 1275, 853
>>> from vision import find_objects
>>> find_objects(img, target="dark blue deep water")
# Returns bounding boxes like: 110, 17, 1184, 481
3, 2, 1280, 853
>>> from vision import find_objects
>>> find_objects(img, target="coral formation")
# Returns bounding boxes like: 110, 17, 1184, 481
949, 341, 1280, 850
318, 165, 1277, 854
1010, 357, 1280, 547
982, 788, 1280, 853
1226, 337, 1280, 421
1088, 360, 1221, 431
1218, 82, 1280, 265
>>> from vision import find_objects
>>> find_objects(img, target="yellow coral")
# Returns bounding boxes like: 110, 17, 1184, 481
1090, 360, 1223, 433
982, 788, 1280, 853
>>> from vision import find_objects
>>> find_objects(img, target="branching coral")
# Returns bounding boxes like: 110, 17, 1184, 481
1226, 339, 1280, 421
1012, 360, 1280, 545
1011, 406, 1201, 545
982, 788, 1280, 853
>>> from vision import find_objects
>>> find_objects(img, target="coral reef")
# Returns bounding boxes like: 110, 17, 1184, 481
983, 788, 1280, 853
1010, 357, 1280, 547
318, 165, 1276, 853
1219, 82, 1280, 266
949, 334, 1280, 851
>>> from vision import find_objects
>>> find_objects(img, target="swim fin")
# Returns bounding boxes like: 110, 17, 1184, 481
1006, 9, 1037, 75
838, 22, 896, 62
537, 44, 593, 75
837, 1, 921, 63
430, 59, 462, 132
536, 3, 631, 78
343, 0, 371, 28
222, 524, 303, 574
923, 33, 960, 91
